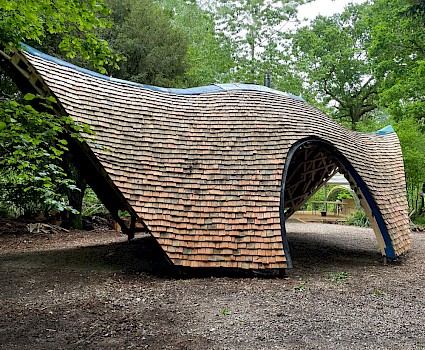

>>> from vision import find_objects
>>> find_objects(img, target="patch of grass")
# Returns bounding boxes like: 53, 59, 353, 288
325, 271, 349, 282
299, 276, 308, 282
294, 284, 307, 292
372, 290, 384, 295
219, 309, 232, 315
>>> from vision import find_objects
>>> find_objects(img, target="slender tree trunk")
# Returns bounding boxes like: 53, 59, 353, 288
351, 114, 357, 131
415, 184, 419, 213
65, 161, 87, 229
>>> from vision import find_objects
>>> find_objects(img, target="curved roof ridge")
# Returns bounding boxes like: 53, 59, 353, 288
21, 43, 303, 99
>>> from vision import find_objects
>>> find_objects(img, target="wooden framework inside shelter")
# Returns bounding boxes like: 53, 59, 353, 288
0, 48, 410, 269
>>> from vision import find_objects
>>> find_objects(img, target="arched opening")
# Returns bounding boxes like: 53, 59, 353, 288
280, 137, 396, 268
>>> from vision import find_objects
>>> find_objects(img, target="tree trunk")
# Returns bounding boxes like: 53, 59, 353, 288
422, 182, 425, 212
66, 161, 87, 229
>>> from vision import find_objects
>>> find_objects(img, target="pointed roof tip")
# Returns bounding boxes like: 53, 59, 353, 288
375, 125, 395, 135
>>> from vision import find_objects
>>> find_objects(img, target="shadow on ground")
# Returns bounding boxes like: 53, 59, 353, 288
1, 227, 385, 279
287, 232, 383, 270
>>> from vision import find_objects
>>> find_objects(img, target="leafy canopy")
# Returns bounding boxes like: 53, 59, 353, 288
0, 0, 121, 73
367, 0, 425, 124
211, 0, 311, 84
101, 0, 189, 86
292, 3, 377, 130
156, 0, 234, 86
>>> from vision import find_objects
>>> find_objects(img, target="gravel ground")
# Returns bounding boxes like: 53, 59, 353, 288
0, 222, 424, 349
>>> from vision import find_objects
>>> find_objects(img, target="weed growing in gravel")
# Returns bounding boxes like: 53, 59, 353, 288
325, 272, 349, 281
220, 309, 232, 315
372, 290, 384, 295
294, 284, 307, 292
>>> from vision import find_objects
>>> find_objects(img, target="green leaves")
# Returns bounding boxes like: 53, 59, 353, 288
367, 0, 425, 124
212, 0, 309, 85
99, 0, 189, 86
325, 272, 349, 282
0, 94, 92, 213
1, 0, 120, 74
23, 93, 36, 101
292, 3, 377, 129
156, 0, 233, 86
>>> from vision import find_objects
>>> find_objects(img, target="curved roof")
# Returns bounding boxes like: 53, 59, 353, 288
1, 46, 411, 269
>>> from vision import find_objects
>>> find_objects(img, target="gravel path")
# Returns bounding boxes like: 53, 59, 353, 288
0, 222, 424, 349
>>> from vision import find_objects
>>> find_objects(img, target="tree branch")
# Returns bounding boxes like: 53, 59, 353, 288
357, 103, 378, 119
409, 39, 425, 58
323, 77, 345, 107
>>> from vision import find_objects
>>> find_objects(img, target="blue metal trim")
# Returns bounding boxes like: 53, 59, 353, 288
374, 125, 395, 135
360, 125, 396, 136
336, 153, 396, 258
279, 139, 312, 269
20, 43, 304, 100
280, 137, 397, 268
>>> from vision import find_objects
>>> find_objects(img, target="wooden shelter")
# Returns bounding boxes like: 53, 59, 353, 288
0, 45, 411, 269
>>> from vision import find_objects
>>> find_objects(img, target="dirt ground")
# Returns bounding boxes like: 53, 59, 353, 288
0, 221, 424, 350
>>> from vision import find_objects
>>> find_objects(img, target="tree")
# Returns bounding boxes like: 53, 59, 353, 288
292, 3, 378, 130
101, 0, 189, 87
0, 0, 120, 73
366, 0, 425, 216
156, 0, 234, 86
406, 0, 425, 20
393, 118, 425, 212
211, 0, 311, 85
367, 0, 425, 124
0, 0, 119, 224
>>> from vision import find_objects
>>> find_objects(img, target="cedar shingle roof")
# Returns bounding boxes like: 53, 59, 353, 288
0, 46, 411, 269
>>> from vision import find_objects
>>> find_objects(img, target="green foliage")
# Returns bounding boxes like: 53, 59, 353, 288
325, 272, 349, 282
411, 213, 425, 226
219, 309, 232, 315
393, 118, 425, 211
100, 0, 189, 87
367, 0, 425, 125
0, 94, 92, 215
0, 0, 121, 74
304, 187, 325, 210
211, 0, 310, 85
156, 0, 234, 86
294, 284, 307, 292
0, 0, 123, 221
336, 190, 353, 201
82, 188, 108, 216
346, 210, 370, 228
292, 3, 377, 130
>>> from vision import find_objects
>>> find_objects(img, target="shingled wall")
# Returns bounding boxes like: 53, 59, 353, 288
3, 47, 411, 269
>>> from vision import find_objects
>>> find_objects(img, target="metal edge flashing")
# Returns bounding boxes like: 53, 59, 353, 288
374, 125, 395, 135
335, 151, 396, 258
20, 43, 304, 99
360, 125, 396, 136
280, 137, 397, 269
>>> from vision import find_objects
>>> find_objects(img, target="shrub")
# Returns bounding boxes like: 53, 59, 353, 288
346, 210, 370, 227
